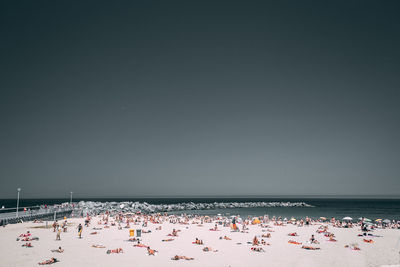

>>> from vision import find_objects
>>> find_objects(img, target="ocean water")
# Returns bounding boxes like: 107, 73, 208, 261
1, 198, 399, 220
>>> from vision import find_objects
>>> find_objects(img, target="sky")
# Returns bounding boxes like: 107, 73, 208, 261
0, 0, 399, 198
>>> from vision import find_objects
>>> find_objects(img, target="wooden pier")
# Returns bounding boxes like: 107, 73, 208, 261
0, 206, 74, 225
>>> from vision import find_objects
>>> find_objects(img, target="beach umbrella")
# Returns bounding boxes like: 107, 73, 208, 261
252, 218, 261, 224
375, 219, 382, 222
290, 218, 296, 221
383, 219, 391, 224
343, 217, 353, 221
320, 217, 327, 221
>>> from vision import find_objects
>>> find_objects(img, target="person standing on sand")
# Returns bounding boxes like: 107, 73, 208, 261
56, 228, 61, 240
77, 223, 83, 238
62, 220, 67, 232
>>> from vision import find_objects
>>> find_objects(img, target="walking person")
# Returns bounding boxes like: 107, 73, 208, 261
77, 223, 83, 238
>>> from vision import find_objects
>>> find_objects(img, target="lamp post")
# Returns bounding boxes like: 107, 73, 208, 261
70, 192, 73, 205
16, 188, 21, 218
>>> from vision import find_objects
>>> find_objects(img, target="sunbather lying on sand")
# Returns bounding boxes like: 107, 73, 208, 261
324, 233, 335, 238
168, 229, 179, 237
203, 247, 218, 252
38, 258, 59, 265
92, 244, 106, 248
288, 240, 302, 245
193, 238, 203, 245
147, 247, 157, 255
17, 237, 39, 241
316, 227, 328, 233
345, 244, 361, 250
90, 232, 99, 235
251, 247, 265, 252
288, 232, 298, 236
162, 238, 174, 242
134, 242, 149, 248
22, 243, 33, 247
262, 233, 271, 238
301, 245, 321, 250
106, 248, 123, 254
51, 247, 64, 253
327, 236, 337, 242
19, 232, 31, 237
219, 236, 231, 240
358, 233, 382, 237
171, 255, 194, 261
363, 239, 374, 243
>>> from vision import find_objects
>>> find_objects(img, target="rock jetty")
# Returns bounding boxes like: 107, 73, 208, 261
75, 201, 313, 215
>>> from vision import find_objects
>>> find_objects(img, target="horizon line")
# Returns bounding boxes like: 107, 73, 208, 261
2, 194, 400, 200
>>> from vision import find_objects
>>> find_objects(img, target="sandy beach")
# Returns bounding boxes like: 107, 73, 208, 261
1, 214, 399, 267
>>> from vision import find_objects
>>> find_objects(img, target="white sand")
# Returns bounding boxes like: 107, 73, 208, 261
1, 217, 399, 267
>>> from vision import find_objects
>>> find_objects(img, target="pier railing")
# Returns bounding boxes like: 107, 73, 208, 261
0, 204, 74, 225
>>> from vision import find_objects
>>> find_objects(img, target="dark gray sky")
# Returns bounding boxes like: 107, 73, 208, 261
1, 0, 399, 198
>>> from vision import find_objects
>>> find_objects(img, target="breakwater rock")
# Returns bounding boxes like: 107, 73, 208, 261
75, 201, 313, 215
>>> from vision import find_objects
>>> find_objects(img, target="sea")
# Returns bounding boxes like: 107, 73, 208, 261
1, 198, 399, 221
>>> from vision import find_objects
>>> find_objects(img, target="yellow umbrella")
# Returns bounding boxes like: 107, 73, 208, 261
375, 219, 382, 222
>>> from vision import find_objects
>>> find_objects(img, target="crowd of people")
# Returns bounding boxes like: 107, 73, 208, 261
11, 211, 398, 265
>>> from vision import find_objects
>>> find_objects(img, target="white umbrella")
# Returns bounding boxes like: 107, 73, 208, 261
343, 217, 353, 221
383, 219, 391, 224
